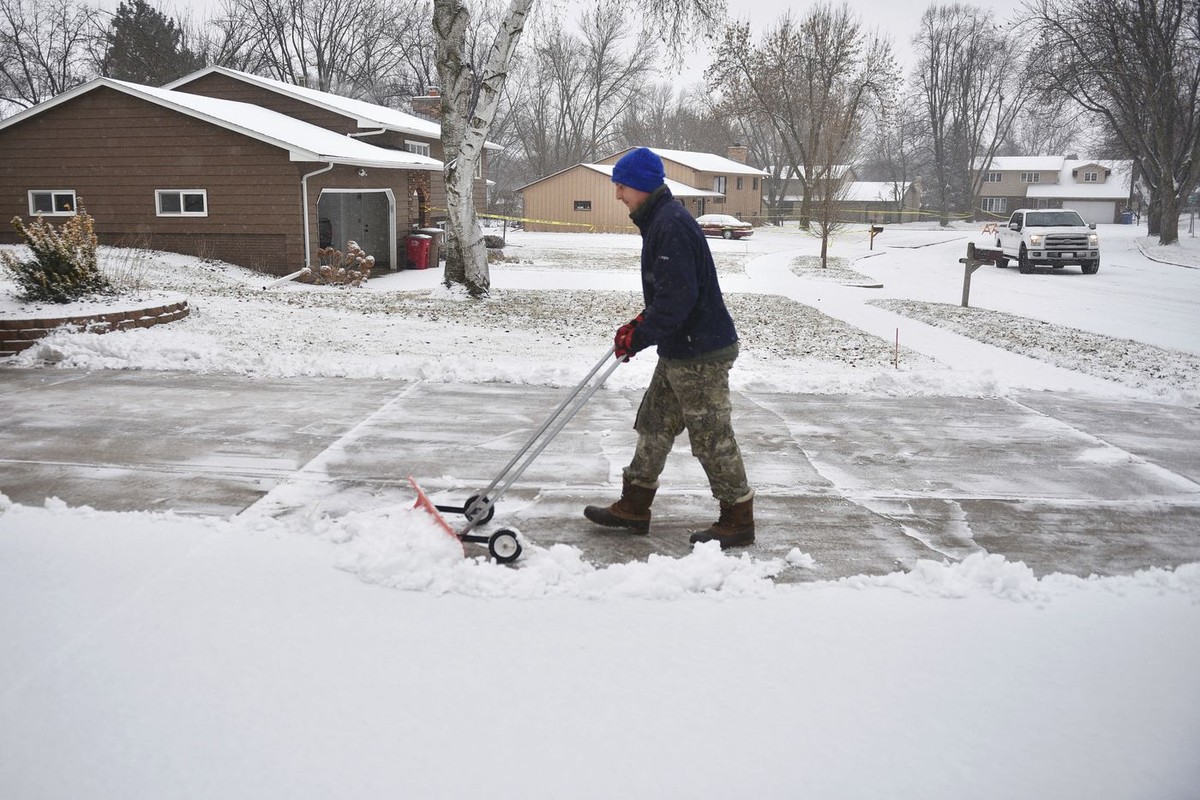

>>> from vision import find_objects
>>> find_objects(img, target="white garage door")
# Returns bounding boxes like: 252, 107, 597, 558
1068, 200, 1117, 225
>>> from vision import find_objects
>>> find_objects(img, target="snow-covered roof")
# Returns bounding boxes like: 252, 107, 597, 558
606, 147, 767, 176
164, 67, 501, 152
584, 164, 723, 197
0, 78, 444, 171
771, 164, 854, 181
977, 156, 1066, 172
783, 181, 911, 204
1026, 159, 1133, 200
840, 181, 911, 203
166, 66, 440, 139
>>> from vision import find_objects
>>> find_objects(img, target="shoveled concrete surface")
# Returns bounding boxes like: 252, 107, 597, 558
2, 367, 1197, 582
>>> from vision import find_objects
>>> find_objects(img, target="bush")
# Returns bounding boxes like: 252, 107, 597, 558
300, 240, 375, 287
1, 206, 111, 303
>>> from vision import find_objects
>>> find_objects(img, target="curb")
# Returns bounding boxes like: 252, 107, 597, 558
0, 299, 190, 357
1133, 240, 1198, 269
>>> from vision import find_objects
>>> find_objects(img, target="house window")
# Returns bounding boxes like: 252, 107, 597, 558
475, 157, 483, 180
156, 189, 208, 216
404, 140, 431, 158
1020, 172, 1041, 183
574, 200, 592, 212
713, 176, 727, 194
736, 176, 744, 190
752, 177, 759, 190
983, 172, 1002, 183
28, 190, 77, 216
1083, 171, 1099, 182
982, 197, 1007, 213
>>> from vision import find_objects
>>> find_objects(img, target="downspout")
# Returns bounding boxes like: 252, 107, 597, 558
301, 162, 335, 268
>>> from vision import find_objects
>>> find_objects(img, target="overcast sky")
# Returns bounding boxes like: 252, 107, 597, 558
656, 0, 1020, 84
142, 0, 1018, 86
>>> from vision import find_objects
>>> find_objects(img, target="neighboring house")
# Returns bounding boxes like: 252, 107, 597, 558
778, 173, 921, 224
517, 146, 767, 233
769, 164, 857, 217
0, 67, 492, 274
975, 156, 1135, 224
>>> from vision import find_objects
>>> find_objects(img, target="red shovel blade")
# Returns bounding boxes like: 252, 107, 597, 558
407, 476, 466, 557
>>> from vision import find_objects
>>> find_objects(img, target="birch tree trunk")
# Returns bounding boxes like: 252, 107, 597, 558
432, 0, 533, 296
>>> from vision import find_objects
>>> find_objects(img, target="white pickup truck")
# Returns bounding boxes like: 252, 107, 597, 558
995, 208, 1100, 275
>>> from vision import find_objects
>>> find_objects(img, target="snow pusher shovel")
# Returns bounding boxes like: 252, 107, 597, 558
409, 347, 624, 564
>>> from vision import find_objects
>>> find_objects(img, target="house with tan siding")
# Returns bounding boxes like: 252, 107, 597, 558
0, 68, 493, 275
975, 156, 1135, 224
518, 146, 766, 233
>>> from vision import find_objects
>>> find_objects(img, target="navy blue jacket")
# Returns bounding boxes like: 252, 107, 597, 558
629, 187, 738, 360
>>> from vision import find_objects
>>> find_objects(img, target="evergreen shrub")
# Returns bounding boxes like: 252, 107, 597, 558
1, 206, 111, 303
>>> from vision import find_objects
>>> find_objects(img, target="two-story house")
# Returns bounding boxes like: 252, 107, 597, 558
976, 156, 1134, 225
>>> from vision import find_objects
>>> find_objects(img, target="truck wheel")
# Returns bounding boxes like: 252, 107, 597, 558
994, 240, 1008, 267
1018, 244, 1033, 274
1082, 260, 1100, 274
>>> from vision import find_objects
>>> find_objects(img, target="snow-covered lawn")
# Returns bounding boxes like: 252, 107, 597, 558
2, 221, 1198, 798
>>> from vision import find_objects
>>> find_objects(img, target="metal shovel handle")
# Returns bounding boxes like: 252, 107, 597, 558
458, 347, 624, 534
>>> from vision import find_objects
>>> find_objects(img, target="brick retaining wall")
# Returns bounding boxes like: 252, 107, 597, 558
0, 299, 190, 358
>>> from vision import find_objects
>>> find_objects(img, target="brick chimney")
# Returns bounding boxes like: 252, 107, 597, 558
412, 86, 442, 120
726, 143, 749, 164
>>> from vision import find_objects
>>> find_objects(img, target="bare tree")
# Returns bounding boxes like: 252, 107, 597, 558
433, 0, 531, 295
189, 2, 262, 73
708, 4, 897, 228
223, 0, 423, 96
0, 0, 100, 111
1002, 96, 1087, 157
863, 95, 928, 220
1025, 0, 1200, 245
809, 103, 859, 267
433, 0, 725, 296
507, 1, 654, 181
913, 3, 1030, 226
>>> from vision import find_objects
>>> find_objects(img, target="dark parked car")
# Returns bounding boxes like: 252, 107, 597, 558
695, 214, 754, 239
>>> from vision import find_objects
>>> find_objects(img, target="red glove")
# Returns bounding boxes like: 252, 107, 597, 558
614, 313, 645, 360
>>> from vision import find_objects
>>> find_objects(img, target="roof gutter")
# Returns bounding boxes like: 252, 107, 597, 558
301, 162, 335, 269
348, 128, 387, 139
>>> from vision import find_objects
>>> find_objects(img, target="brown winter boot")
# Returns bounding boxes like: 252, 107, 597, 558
583, 479, 657, 533
689, 492, 755, 549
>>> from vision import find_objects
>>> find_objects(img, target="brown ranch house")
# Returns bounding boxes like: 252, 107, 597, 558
0, 66, 493, 275
518, 146, 768, 233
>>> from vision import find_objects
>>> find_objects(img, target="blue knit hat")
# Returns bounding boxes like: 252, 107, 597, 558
612, 147, 665, 193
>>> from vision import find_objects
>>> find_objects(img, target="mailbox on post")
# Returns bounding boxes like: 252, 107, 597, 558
869, 225, 884, 250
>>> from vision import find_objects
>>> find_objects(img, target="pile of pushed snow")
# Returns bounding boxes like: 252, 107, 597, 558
4, 493, 1197, 603
314, 504, 786, 599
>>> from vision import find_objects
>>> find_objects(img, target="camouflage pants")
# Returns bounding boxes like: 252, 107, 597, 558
623, 356, 751, 505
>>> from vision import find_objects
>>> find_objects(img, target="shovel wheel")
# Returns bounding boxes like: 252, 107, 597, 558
488, 529, 522, 564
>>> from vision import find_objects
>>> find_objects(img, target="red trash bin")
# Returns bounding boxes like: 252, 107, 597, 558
406, 234, 432, 269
